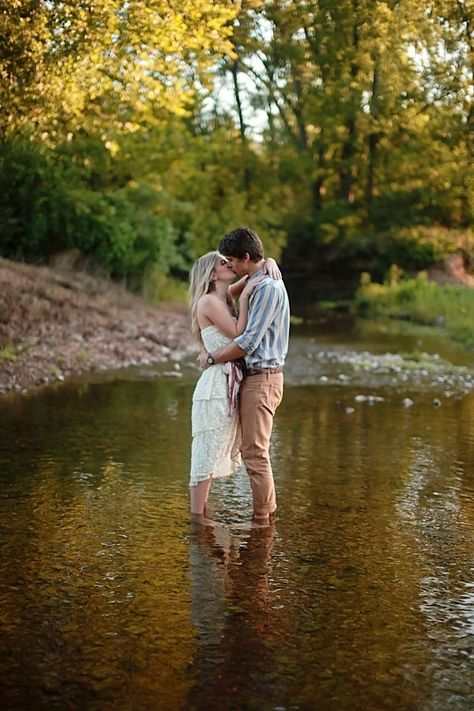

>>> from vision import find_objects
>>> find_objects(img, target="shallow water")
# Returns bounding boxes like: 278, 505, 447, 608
0, 318, 473, 710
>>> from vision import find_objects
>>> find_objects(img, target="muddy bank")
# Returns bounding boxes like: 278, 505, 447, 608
0, 258, 195, 395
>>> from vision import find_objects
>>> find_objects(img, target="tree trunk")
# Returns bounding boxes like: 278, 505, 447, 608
230, 61, 251, 191
339, 1, 359, 204
340, 116, 356, 204
231, 62, 247, 146
366, 62, 381, 213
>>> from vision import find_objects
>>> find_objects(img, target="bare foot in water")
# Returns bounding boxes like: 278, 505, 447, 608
203, 503, 214, 518
251, 516, 272, 528
232, 517, 275, 531
191, 513, 221, 528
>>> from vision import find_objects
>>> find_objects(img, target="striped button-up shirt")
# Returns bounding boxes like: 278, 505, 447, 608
234, 272, 290, 369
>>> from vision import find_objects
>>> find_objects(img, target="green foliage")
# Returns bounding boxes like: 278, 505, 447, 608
0, 0, 472, 293
0, 0, 238, 138
324, 224, 474, 281
356, 270, 474, 348
0, 344, 18, 362
0, 138, 70, 260
0, 342, 28, 361
0, 135, 186, 283
141, 271, 188, 305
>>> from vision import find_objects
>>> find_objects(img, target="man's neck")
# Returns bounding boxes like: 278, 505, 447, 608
247, 259, 265, 277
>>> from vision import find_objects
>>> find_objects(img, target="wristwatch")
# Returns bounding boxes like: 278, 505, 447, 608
206, 352, 215, 365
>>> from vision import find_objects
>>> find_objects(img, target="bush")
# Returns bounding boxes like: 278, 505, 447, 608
0, 136, 185, 286
0, 137, 71, 260
355, 268, 474, 347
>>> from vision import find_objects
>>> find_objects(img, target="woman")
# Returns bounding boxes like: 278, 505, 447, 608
188, 251, 280, 525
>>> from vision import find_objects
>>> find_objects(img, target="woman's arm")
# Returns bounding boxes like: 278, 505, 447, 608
235, 276, 264, 335
197, 295, 239, 339
197, 277, 264, 340
228, 276, 248, 299
228, 258, 282, 298
263, 257, 282, 280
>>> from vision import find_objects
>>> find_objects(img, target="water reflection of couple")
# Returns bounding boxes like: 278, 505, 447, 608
188, 523, 279, 708
188, 227, 290, 528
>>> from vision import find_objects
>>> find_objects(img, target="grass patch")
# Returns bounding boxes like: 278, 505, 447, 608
355, 270, 474, 348
0, 343, 29, 361
75, 350, 88, 364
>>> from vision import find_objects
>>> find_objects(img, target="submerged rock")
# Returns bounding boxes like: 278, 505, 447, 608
354, 394, 385, 404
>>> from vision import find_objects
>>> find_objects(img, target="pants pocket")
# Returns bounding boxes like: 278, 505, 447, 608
262, 380, 283, 416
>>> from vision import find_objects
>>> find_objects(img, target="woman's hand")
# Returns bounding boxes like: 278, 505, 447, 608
197, 350, 208, 369
264, 257, 282, 280
240, 274, 265, 300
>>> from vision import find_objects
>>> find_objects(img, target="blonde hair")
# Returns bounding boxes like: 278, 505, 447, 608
188, 251, 236, 344
188, 251, 220, 344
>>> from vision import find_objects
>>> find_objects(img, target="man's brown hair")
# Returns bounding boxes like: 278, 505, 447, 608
219, 227, 264, 262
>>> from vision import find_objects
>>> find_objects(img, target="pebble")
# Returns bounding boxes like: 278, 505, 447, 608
354, 394, 385, 403
402, 398, 414, 407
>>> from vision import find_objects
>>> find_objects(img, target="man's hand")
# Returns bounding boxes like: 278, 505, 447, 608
240, 274, 265, 300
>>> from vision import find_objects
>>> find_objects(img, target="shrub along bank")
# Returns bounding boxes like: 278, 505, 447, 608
355, 270, 474, 349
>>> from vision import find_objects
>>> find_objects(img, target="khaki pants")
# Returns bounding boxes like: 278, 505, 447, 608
239, 372, 284, 517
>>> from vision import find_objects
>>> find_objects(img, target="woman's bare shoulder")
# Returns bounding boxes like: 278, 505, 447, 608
197, 293, 216, 308
196, 293, 221, 314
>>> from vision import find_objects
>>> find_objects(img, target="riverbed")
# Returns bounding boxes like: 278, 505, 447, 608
0, 314, 473, 710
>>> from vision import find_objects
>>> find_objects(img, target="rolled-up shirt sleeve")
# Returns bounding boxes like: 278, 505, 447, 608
234, 282, 280, 354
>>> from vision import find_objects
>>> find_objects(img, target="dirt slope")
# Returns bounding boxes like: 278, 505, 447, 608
0, 258, 194, 394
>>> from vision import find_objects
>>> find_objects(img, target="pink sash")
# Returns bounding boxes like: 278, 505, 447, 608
221, 361, 245, 416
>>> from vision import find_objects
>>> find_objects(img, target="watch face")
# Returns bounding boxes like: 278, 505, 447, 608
207, 354, 213, 364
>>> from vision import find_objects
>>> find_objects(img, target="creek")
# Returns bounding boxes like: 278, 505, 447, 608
0, 311, 473, 710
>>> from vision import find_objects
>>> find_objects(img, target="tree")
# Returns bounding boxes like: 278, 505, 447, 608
0, 0, 238, 138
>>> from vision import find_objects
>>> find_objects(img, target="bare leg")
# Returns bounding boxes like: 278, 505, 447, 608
203, 486, 213, 518
190, 479, 217, 526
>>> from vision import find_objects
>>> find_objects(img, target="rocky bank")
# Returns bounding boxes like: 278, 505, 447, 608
0, 258, 195, 395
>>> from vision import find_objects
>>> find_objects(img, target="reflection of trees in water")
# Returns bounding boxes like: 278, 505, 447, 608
2, 374, 473, 708
0, 378, 196, 707
277, 387, 474, 513
393, 398, 474, 707
271, 388, 474, 708
0, 378, 192, 491
187, 524, 288, 710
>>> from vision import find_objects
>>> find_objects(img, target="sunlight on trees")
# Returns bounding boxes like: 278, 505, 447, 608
0, 0, 472, 290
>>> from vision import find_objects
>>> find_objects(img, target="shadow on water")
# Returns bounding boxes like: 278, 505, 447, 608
0, 317, 473, 710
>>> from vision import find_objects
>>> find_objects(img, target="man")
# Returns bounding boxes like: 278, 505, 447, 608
199, 226, 290, 527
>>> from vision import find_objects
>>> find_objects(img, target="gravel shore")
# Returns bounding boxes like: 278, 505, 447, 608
0, 258, 195, 395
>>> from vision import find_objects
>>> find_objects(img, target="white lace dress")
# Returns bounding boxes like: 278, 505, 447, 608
189, 325, 242, 486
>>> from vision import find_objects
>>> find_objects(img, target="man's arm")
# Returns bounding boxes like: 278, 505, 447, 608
198, 341, 246, 369
198, 281, 282, 369
234, 281, 281, 354
213, 341, 247, 364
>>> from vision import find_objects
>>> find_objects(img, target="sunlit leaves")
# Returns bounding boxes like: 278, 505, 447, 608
0, 0, 238, 136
